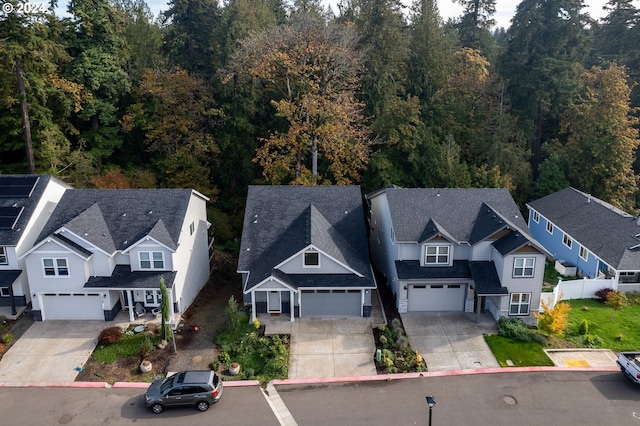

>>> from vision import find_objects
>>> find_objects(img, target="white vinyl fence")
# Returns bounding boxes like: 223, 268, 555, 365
540, 277, 615, 311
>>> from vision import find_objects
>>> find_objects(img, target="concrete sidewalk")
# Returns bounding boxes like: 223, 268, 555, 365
544, 348, 619, 368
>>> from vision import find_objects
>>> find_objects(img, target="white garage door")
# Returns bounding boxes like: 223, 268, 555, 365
42, 293, 104, 320
408, 284, 466, 311
301, 290, 362, 317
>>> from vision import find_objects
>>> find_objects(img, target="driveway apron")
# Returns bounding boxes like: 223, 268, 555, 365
401, 312, 500, 371
264, 317, 377, 379
0, 321, 105, 383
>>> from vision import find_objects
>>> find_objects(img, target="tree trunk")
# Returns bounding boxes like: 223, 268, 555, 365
532, 114, 542, 179
15, 57, 36, 174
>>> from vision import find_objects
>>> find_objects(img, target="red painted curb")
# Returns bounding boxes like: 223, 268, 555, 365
111, 379, 261, 388
0, 381, 110, 388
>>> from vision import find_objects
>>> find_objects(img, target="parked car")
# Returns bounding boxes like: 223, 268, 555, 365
617, 352, 640, 384
145, 370, 223, 414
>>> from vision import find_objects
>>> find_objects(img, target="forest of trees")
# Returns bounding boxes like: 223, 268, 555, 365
1, 0, 639, 249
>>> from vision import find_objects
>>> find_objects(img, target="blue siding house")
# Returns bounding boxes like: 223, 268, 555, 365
527, 187, 640, 289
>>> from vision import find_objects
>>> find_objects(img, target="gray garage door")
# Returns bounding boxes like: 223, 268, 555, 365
42, 293, 104, 320
408, 284, 465, 311
300, 290, 362, 317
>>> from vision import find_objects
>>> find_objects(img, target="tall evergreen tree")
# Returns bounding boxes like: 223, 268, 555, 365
498, 0, 591, 176
454, 0, 498, 60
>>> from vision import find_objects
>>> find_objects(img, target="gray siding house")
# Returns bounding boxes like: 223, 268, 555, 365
366, 187, 547, 324
21, 188, 211, 321
238, 185, 376, 322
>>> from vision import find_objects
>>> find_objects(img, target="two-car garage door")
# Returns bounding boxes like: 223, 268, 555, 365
408, 284, 466, 311
41, 293, 104, 320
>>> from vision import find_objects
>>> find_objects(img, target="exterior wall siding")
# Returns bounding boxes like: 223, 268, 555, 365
278, 251, 353, 274
129, 243, 174, 272
171, 193, 210, 314
368, 193, 398, 281
495, 251, 545, 322
528, 208, 600, 278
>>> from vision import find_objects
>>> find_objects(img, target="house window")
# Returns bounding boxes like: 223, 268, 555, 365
424, 245, 450, 265
145, 290, 162, 306
190, 221, 195, 236
140, 251, 164, 269
43, 258, 69, 276
509, 293, 531, 315
532, 211, 539, 223
0, 287, 10, 297
303, 251, 320, 267
0, 246, 7, 265
513, 257, 535, 277
546, 221, 554, 234
579, 246, 588, 261
562, 233, 573, 249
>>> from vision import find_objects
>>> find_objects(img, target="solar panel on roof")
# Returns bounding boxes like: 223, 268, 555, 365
0, 176, 38, 198
0, 206, 23, 230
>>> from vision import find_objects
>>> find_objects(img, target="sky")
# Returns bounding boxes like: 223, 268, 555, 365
56, 0, 640, 30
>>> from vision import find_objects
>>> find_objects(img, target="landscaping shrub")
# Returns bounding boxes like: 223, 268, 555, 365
497, 317, 535, 342
604, 290, 628, 320
535, 297, 571, 336
595, 288, 614, 302
578, 319, 588, 335
139, 337, 154, 357
2, 333, 13, 345
98, 326, 123, 345
627, 291, 640, 305
583, 334, 603, 348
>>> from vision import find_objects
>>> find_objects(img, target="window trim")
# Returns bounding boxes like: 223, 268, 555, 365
546, 221, 554, 234
139, 251, 165, 270
562, 233, 573, 249
0, 246, 7, 265
303, 251, 320, 268
423, 244, 451, 266
509, 293, 531, 316
0, 287, 10, 297
579, 246, 588, 261
513, 257, 535, 278
189, 221, 195, 236
532, 211, 539, 223
42, 258, 69, 277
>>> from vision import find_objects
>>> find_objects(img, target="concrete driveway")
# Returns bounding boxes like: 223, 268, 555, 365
401, 312, 500, 372
0, 321, 105, 384
264, 317, 377, 379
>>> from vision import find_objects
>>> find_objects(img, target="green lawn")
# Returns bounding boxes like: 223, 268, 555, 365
564, 298, 640, 351
484, 335, 554, 367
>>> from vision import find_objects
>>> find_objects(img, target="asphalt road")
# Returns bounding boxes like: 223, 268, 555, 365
2, 371, 640, 425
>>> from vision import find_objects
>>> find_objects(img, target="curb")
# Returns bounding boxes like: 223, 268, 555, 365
0, 366, 621, 389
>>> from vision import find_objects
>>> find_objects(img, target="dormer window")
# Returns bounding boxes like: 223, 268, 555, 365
303, 251, 320, 268
140, 251, 164, 269
424, 245, 450, 266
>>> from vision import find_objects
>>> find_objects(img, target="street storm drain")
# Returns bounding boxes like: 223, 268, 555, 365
58, 414, 73, 424
503, 396, 518, 406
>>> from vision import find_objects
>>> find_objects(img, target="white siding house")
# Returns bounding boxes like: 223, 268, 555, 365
21, 188, 210, 321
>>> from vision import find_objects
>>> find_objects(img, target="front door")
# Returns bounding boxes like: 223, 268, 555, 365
267, 291, 281, 313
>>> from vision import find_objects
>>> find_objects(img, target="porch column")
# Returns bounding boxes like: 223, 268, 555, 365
9, 284, 16, 316
127, 290, 134, 322
475, 294, 481, 323
251, 291, 257, 322
290, 290, 294, 322
169, 289, 176, 324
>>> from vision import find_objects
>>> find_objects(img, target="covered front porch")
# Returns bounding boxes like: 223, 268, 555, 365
84, 266, 177, 322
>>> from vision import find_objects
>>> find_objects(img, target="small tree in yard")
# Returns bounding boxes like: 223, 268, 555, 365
535, 295, 571, 336
160, 276, 171, 340
605, 290, 628, 320
225, 296, 242, 340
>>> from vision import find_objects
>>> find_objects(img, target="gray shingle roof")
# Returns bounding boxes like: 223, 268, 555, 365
0, 175, 53, 246
369, 188, 530, 244
469, 261, 508, 295
37, 189, 193, 252
0, 270, 21, 288
527, 187, 640, 270
395, 260, 472, 280
492, 231, 531, 256
238, 185, 374, 291
84, 265, 176, 289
